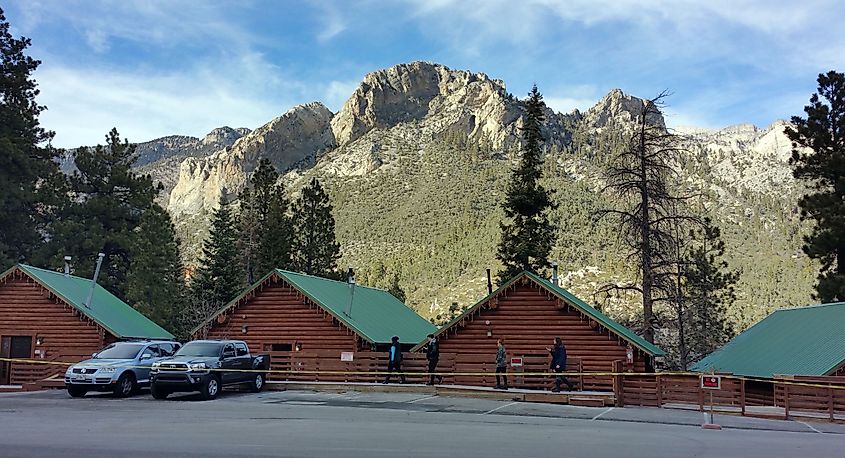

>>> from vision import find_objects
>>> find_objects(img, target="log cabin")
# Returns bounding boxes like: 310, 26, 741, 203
692, 302, 845, 378
0, 264, 174, 387
413, 270, 664, 390
192, 269, 436, 354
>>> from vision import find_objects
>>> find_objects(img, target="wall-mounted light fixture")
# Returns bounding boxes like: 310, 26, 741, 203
241, 325, 248, 334
36, 336, 43, 345
294, 341, 302, 352
485, 320, 492, 337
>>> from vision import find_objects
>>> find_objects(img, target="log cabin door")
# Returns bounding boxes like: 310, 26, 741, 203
0, 336, 10, 385
0, 336, 33, 385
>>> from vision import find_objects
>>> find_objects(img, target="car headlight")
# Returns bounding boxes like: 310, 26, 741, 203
188, 363, 208, 371
98, 367, 116, 373
152, 361, 162, 368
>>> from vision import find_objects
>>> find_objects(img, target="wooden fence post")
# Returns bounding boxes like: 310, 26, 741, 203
829, 386, 834, 422
612, 360, 624, 407
783, 383, 790, 420
656, 375, 663, 407
740, 379, 746, 416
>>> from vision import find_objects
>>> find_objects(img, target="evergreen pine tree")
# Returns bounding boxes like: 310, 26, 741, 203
192, 195, 243, 310
292, 177, 340, 277
259, 190, 293, 274
387, 273, 406, 303
682, 219, 737, 366
786, 70, 845, 302
0, 9, 60, 268
237, 158, 283, 283
496, 85, 556, 283
126, 204, 185, 330
48, 128, 158, 298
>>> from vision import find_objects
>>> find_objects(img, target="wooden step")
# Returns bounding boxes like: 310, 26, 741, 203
570, 396, 611, 407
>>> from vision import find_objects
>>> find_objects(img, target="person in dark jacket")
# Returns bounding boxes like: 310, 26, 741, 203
383, 336, 405, 384
423, 334, 441, 385
548, 337, 574, 392
495, 338, 508, 390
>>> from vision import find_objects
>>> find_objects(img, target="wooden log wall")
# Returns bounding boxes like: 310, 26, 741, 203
436, 283, 647, 390
0, 275, 108, 385
205, 279, 359, 354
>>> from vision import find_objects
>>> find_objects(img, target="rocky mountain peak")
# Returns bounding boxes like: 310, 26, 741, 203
330, 61, 524, 148
201, 126, 250, 148
168, 102, 335, 216
584, 89, 664, 129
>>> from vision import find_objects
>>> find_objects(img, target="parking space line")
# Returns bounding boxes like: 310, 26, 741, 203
798, 421, 822, 434
407, 395, 438, 404
484, 401, 518, 415
591, 407, 613, 421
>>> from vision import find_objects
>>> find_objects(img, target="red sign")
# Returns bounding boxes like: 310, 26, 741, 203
511, 357, 523, 367
701, 375, 721, 390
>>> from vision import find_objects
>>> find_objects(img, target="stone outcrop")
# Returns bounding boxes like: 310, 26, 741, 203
330, 61, 569, 150
167, 102, 335, 216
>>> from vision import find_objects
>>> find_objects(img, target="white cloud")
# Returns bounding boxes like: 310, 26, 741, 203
36, 54, 306, 147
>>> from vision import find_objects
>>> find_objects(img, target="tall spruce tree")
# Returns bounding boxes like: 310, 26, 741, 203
496, 85, 556, 283
237, 158, 286, 284
260, 190, 293, 274
237, 158, 292, 283
681, 219, 737, 367
786, 70, 845, 302
191, 195, 243, 310
292, 177, 340, 277
0, 9, 60, 268
48, 128, 158, 298
126, 204, 185, 330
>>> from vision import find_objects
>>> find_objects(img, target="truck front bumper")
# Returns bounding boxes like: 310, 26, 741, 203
150, 371, 212, 392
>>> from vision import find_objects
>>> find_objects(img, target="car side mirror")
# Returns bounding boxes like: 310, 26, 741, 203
140, 353, 152, 360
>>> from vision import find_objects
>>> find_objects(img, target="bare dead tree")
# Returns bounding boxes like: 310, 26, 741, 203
595, 92, 698, 344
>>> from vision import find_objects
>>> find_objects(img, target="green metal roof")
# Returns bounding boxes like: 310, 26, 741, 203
4, 264, 174, 340
197, 269, 436, 345
418, 270, 664, 356
691, 302, 845, 378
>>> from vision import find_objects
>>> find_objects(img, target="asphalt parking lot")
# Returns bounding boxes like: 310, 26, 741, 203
1, 388, 843, 457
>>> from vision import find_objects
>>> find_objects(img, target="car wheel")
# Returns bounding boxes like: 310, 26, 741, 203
200, 376, 220, 400
250, 373, 265, 393
113, 373, 136, 398
150, 383, 169, 400
67, 386, 87, 398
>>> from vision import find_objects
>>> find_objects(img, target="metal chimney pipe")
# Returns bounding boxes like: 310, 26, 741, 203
486, 268, 493, 294
63, 256, 72, 276
83, 253, 105, 309
552, 261, 559, 286
344, 266, 355, 317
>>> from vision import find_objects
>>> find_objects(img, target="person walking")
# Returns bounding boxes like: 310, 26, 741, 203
423, 334, 441, 385
495, 338, 508, 390
383, 336, 405, 384
548, 337, 574, 392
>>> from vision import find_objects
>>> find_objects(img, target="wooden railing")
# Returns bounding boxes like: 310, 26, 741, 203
268, 351, 583, 389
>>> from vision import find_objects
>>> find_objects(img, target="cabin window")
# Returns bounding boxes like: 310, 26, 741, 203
9, 336, 32, 359
269, 343, 292, 352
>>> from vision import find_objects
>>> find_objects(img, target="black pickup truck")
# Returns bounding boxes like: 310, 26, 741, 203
149, 340, 270, 400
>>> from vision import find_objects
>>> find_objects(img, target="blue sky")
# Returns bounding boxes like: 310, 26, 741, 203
4, 0, 845, 148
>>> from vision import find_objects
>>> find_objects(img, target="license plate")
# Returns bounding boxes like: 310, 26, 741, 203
74, 374, 88, 381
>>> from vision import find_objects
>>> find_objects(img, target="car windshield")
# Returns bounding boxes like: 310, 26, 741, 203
175, 342, 222, 357
94, 344, 144, 359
